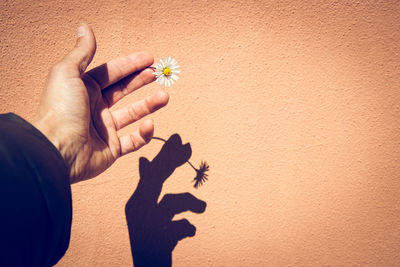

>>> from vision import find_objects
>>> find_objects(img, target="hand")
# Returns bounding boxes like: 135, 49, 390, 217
126, 134, 206, 266
34, 24, 169, 183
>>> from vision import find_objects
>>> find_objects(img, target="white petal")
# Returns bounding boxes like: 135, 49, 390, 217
154, 58, 180, 86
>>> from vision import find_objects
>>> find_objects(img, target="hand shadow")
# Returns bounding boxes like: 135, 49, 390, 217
125, 134, 207, 267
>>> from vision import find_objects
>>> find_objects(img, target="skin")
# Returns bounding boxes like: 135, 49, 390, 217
34, 24, 169, 184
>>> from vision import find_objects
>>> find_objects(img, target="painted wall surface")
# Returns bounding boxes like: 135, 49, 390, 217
1, 0, 400, 266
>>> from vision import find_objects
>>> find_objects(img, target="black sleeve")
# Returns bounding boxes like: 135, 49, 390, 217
0, 113, 72, 267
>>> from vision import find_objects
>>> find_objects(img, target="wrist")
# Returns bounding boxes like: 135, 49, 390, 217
33, 114, 69, 168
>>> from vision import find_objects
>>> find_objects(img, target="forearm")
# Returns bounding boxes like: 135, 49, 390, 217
0, 113, 72, 267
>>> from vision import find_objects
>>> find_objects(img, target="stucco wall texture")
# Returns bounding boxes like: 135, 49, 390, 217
1, 0, 400, 266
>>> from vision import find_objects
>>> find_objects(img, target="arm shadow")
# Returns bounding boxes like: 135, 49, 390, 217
125, 134, 207, 267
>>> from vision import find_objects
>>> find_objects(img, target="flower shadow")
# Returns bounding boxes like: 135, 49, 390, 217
125, 134, 207, 267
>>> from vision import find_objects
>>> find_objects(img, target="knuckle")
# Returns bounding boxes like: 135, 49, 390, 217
129, 133, 138, 150
127, 104, 139, 121
138, 72, 147, 85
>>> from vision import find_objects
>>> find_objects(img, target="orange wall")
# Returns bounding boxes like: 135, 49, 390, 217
1, 0, 400, 265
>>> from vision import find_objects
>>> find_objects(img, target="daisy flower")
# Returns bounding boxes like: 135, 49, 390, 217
191, 161, 209, 189
153, 57, 180, 87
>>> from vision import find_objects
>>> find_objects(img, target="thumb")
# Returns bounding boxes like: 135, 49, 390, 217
63, 23, 96, 75
139, 157, 150, 176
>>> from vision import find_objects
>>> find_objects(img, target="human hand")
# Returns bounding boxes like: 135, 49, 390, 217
34, 24, 169, 183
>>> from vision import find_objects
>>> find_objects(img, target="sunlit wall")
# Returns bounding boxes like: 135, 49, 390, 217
1, 0, 399, 265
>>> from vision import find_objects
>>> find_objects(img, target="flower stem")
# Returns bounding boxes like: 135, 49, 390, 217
152, 136, 167, 142
186, 160, 197, 171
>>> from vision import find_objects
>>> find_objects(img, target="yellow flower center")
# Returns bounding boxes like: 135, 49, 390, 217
163, 67, 172, 76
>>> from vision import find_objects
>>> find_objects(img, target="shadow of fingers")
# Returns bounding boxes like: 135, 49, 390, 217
159, 192, 207, 221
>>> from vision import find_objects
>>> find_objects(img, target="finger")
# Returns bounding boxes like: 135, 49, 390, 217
111, 91, 169, 131
153, 134, 192, 167
62, 24, 96, 74
103, 68, 156, 107
159, 193, 207, 218
119, 119, 154, 156
167, 219, 196, 241
86, 52, 154, 90
138, 157, 151, 177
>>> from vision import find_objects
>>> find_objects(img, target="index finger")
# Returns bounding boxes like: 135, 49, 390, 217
159, 193, 207, 218
85, 52, 154, 89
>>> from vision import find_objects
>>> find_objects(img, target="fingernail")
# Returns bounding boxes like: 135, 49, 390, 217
77, 25, 86, 38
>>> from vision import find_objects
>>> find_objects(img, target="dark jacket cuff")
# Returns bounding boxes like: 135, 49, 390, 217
0, 113, 72, 267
